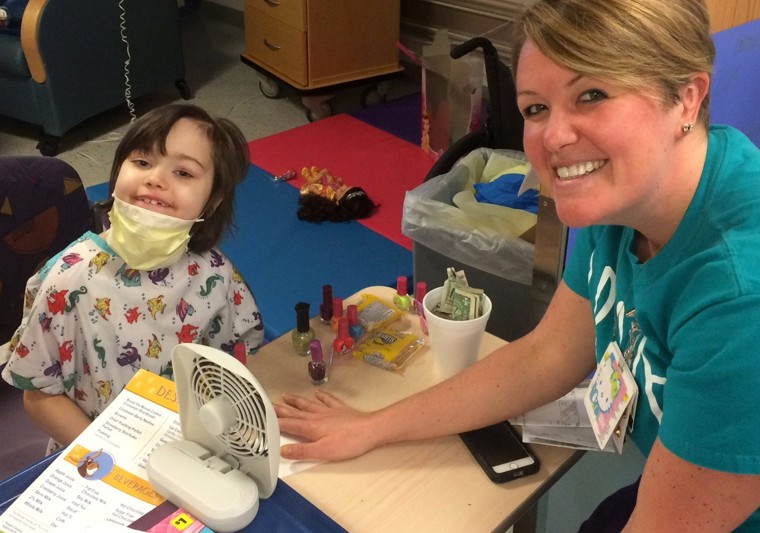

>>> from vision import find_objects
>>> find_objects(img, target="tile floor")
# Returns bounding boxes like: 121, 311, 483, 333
0, 4, 417, 190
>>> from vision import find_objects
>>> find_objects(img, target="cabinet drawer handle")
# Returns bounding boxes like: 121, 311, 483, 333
264, 39, 282, 51
263, 0, 280, 6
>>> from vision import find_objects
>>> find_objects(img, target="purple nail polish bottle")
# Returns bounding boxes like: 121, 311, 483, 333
308, 339, 328, 385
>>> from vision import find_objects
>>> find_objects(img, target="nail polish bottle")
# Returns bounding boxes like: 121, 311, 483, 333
330, 297, 344, 332
346, 304, 363, 342
292, 302, 315, 356
394, 275, 412, 311
233, 342, 247, 364
320, 284, 333, 324
332, 317, 354, 358
414, 281, 428, 335
308, 340, 328, 385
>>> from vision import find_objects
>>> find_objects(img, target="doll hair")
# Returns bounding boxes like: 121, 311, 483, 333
297, 187, 377, 223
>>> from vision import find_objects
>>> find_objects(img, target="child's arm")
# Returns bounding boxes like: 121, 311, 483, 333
23, 390, 92, 446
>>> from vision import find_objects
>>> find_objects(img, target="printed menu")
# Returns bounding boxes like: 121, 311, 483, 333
0, 369, 181, 532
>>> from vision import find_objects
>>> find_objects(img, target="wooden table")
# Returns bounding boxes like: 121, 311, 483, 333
246, 286, 580, 532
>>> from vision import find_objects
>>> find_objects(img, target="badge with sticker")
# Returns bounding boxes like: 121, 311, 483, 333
584, 342, 638, 452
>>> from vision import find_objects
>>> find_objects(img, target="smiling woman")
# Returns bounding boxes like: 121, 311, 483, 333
273, 1, 760, 531
511, 0, 713, 240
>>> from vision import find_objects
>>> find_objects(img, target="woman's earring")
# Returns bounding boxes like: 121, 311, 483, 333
681, 123, 695, 134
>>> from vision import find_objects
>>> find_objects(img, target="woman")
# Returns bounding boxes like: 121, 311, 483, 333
275, 0, 760, 529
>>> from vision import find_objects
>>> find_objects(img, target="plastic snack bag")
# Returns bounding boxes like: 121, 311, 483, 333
355, 294, 402, 332
353, 329, 425, 372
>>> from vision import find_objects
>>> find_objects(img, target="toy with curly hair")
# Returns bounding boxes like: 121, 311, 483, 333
297, 166, 377, 223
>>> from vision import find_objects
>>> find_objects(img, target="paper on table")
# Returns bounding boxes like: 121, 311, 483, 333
511, 385, 615, 452
279, 435, 322, 477
0, 370, 322, 533
521, 426, 616, 453
0, 370, 180, 532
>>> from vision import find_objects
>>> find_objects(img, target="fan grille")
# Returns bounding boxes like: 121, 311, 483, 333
190, 356, 269, 458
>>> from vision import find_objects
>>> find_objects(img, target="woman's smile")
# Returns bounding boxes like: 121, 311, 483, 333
556, 159, 608, 180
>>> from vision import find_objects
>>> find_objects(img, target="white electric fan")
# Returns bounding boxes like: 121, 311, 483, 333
147, 343, 279, 532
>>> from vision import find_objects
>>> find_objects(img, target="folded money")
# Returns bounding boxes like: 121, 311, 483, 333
432, 268, 486, 320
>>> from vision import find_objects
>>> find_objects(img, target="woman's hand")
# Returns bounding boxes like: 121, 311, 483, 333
274, 390, 380, 462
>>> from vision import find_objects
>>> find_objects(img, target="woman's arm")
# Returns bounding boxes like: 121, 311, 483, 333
625, 438, 760, 531
276, 281, 598, 461
23, 390, 92, 446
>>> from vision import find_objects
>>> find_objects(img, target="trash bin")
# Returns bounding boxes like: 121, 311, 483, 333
402, 147, 562, 341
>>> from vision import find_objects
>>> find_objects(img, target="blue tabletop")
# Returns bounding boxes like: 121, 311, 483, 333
0, 451, 346, 531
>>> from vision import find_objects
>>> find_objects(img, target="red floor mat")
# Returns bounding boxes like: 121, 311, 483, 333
247, 114, 433, 250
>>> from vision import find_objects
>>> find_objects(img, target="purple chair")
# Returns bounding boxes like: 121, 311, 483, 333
0, 156, 92, 479
0, 156, 92, 345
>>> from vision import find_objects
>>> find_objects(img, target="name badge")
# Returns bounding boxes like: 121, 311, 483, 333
584, 342, 638, 453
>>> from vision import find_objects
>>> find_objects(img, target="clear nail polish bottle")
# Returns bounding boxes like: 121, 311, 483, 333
292, 302, 315, 356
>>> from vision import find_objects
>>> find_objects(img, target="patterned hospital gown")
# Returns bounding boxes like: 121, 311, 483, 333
1, 231, 264, 434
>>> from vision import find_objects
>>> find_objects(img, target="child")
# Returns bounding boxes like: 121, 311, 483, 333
1, 104, 265, 452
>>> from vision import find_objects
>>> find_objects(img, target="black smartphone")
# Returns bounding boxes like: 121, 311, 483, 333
460, 421, 540, 483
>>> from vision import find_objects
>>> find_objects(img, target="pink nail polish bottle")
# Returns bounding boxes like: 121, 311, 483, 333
331, 297, 344, 332
394, 275, 412, 311
347, 304, 363, 342
332, 317, 354, 357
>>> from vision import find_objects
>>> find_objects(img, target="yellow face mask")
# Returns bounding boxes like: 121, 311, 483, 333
106, 196, 202, 270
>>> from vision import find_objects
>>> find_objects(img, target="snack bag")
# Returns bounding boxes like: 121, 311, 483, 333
353, 328, 425, 372
355, 294, 402, 332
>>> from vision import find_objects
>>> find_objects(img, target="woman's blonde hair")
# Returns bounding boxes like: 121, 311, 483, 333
511, 0, 715, 126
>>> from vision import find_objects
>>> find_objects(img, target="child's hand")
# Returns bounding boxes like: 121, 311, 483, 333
274, 390, 380, 462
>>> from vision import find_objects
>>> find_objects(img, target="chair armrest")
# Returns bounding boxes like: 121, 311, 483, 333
20, 0, 49, 83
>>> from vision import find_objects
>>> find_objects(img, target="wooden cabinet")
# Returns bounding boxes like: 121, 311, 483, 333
705, 0, 760, 32
242, 0, 402, 91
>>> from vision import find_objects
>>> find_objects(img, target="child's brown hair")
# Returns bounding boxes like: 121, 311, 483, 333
102, 104, 249, 252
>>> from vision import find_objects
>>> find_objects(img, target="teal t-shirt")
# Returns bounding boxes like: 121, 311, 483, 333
563, 125, 760, 529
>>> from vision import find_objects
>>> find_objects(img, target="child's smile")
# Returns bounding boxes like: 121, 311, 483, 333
113, 117, 215, 221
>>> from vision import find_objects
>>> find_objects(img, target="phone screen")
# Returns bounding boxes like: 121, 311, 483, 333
460, 422, 538, 481
466, 423, 531, 464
